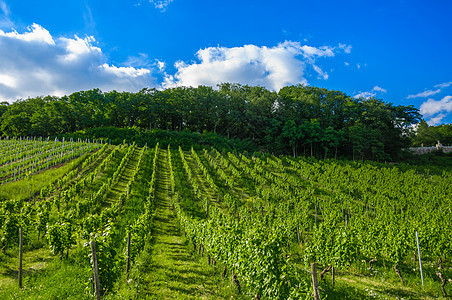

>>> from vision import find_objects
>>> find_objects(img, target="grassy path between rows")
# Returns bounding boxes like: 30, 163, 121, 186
134, 149, 236, 299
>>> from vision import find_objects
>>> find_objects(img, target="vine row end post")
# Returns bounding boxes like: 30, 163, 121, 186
311, 262, 320, 300
91, 240, 101, 300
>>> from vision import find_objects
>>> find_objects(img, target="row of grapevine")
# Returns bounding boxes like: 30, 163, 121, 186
1, 141, 158, 296
169, 147, 452, 297
1, 139, 451, 298
168, 147, 310, 299
0, 138, 103, 183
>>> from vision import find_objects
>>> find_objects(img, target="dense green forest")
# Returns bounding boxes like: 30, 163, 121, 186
0, 84, 422, 160
412, 120, 452, 146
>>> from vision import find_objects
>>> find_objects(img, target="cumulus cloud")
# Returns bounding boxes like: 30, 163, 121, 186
0, 23, 156, 101
59, 35, 100, 61
413, 82, 452, 124
0, 23, 54, 44
0, 22, 351, 100
101, 64, 151, 77
420, 95, 452, 125
0, 74, 16, 88
427, 114, 447, 126
163, 41, 350, 90
372, 86, 387, 93
353, 86, 387, 99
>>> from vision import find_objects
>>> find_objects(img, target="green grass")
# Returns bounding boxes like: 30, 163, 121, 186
310, 259, 452, 300
0, 248, 91, 300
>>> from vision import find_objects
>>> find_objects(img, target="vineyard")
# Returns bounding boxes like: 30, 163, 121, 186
0, 137, 451, 299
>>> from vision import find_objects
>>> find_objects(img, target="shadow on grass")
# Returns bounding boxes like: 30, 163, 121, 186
167, 254, 198, 263
379, 286, 423, 299
322, 283, 375, 300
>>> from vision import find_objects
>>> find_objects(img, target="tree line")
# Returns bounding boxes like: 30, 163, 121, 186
0, 83, 421, 160
411, 120, 452, 147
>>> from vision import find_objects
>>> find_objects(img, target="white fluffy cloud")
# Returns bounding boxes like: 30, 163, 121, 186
0, 23, 155, 101
163, 41, 349, 90
372, 86, 387, 93
353, 86, 387, 99
0, 23, 54, 44
101, 64, 151, 78
427, 114, 446, 126
0, 22, 351, 101
409, 81, 452, 125
420, 95, 452, 125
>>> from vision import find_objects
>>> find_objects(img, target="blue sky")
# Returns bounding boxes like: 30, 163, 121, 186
0, 0, 451, 125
